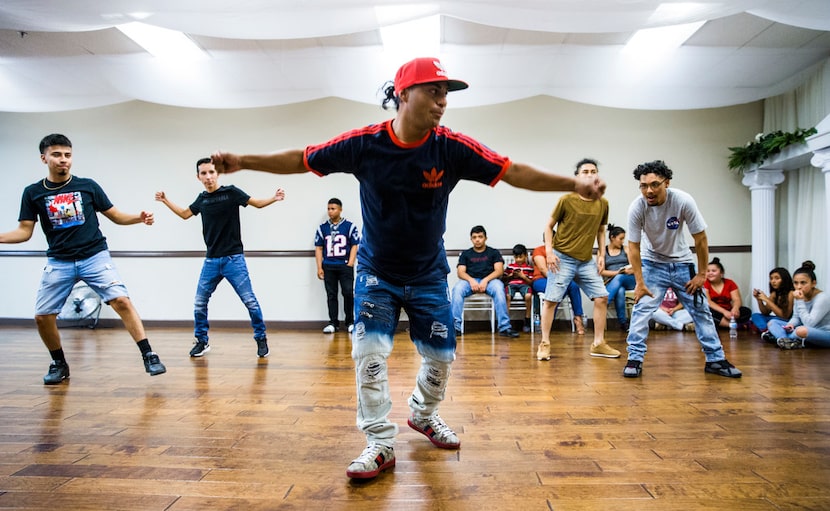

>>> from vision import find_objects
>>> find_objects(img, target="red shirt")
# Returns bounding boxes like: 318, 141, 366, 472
531, 245, 546, 282
704, 278, 739, 310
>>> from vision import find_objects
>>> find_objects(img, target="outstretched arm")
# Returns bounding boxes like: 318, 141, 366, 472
101, 206, 154, 226
211, 149, 308, 175
0, 220, 36, 244
501, 162, 605, 199
248, 188, 286, 209
154, 191, 193, 219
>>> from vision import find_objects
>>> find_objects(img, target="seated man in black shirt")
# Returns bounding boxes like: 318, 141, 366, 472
450, 225, 520, 337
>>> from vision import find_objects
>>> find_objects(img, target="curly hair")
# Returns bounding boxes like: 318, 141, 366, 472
633, 160, 673, 181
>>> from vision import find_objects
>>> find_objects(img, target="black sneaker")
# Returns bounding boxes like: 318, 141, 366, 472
189, 340, 210, 357
499, 328, 520, 338
143, 352, 167, 376
704, 359, 742, 378
255, 337, 269, 358
623, 359, 642, 378
43, 360, 69, 385
760, 331, 776, 344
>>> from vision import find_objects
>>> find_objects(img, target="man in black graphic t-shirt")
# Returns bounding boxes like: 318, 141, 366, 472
0, 133, 166, 384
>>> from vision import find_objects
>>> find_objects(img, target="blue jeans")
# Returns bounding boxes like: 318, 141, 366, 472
451, 278, 512, 332
532, 278, 584, 316
352, 269, 455, 446
606, 273, 636, 322
750, 312, 780, 331
767, 319, 830, 348
194, 254, 266, 342
626, 260, 726, 363
35, 250, 129, 315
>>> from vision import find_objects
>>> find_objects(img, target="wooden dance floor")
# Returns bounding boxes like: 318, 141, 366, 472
0, 323, 828, 510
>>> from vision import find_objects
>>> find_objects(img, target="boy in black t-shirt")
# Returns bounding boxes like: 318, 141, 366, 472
0, 133, 166, 384
450, 225, 520, 337
155, 158, 284, 358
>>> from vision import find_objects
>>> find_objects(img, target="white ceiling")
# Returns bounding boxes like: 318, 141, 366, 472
1, 0, 829, 112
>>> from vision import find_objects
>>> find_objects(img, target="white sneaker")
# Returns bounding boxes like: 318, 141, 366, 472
323, 324, 336, 334
347, 324, 354, 333
346, 443, 395, 479
407, 413, 460, 449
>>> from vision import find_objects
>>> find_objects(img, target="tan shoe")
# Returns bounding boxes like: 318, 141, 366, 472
536, 341, 551, 361
683, 322, 696, 332
590, 342, 621, 358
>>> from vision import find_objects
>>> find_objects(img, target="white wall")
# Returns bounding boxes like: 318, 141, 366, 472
0, 96, 761, 322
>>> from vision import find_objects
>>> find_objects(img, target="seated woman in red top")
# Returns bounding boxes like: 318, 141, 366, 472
703, 257, 751, 328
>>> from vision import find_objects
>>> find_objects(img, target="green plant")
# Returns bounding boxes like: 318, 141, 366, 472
727, 127, 817, 171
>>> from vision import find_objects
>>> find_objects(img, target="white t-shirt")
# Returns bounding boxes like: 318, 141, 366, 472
627, 188, 706, 264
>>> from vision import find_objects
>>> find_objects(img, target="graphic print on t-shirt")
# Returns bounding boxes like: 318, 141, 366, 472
45, 191, 85, 229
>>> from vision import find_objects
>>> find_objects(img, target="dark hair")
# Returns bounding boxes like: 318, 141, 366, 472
512, 244, 527, 256
328, 198, 342, 207
608, 224, 625, 239
633, 160, 673, 181
793, 260, 817, 282
380, 81, 399, 111
574, 158, 598, 176
39, 133, 71, 154
470, 225, 487, 237
708, 257, 725, 274
769, 267, 794, 311
196, 157, 211, 172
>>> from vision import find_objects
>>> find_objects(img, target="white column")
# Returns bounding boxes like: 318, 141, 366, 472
742, 169, 785, 312
810, 149, 830, 283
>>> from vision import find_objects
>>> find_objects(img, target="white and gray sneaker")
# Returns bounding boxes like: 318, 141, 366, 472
346, 443, 395, 479
407, 413, 461, 449
322, 324, 337, 334
777, 337, 805, 350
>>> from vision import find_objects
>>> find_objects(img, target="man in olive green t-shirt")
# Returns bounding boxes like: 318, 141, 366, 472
537, 158, 618, 361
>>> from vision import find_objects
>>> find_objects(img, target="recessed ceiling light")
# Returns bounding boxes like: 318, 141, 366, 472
117, 22, 207, 60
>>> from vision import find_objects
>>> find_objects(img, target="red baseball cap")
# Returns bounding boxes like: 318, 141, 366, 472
394, 57, 469, 95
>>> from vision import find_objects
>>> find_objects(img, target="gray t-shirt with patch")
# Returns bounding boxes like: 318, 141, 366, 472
627, 188, 706, 264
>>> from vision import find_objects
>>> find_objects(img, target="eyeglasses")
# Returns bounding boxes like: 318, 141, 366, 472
638, 179, 666, 191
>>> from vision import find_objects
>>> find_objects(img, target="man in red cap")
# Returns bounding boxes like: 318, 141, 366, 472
212, 57, 605, 480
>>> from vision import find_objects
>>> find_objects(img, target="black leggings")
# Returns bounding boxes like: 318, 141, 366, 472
711, 306, 752, 326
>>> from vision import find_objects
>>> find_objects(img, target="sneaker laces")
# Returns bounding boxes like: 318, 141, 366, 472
422, 414, 455, 438
352, 443, 386, 465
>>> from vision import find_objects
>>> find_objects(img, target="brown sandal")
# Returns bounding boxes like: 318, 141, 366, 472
573, 316, 585, 335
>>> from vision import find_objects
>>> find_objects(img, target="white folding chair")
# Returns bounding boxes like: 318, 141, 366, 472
533, 292, 575, 333
461, 294, 496, 333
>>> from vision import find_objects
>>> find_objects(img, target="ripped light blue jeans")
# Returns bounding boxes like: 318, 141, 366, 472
626, 260, 726, 363
352, 269, 456, 447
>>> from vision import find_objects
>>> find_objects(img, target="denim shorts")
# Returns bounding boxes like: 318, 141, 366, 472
35, 250, 128, 315
544, 250, 608, 302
